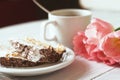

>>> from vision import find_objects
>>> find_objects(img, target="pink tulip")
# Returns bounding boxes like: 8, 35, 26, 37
73, 18, 116, 65
100, 30, 120, 63
85, 18, 114, 45
73, 32, 90, 58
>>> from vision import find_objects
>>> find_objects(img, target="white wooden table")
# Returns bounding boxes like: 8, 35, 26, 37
0, 10, 120, 80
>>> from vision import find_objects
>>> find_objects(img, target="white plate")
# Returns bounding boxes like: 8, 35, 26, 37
0, 20, 75, 76
0, 48, 75, 76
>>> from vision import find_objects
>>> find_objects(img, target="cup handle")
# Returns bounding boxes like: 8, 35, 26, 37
44, 21, 58, 41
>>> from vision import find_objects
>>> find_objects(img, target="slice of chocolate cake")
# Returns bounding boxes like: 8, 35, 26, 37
0, 38, 66, 67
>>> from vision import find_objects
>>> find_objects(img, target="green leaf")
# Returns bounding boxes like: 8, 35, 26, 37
115, 27, 120, 31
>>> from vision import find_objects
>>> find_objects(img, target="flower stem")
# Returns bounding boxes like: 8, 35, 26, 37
115, 27, 120, 31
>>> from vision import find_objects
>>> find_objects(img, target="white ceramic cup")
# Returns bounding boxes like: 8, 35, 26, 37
44, 9, 92, 49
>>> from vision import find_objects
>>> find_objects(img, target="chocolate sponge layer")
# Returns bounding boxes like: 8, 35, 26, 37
0, 48, 64, 67
0, 57, 39, 67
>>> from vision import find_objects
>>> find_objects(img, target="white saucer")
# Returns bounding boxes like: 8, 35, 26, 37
0, 48, 75, 76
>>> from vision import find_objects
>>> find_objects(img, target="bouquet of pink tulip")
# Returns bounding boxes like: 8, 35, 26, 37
73, 18, 120, 66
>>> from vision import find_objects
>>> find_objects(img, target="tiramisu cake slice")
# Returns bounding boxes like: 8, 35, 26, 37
0, 38, 66, 67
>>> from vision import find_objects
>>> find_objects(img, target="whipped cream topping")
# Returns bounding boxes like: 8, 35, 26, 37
4, 38, 66, 62
8, 41, 45, 62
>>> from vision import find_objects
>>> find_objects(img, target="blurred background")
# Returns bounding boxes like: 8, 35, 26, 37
1, 0, 120, 28
0, 0, 82, 27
